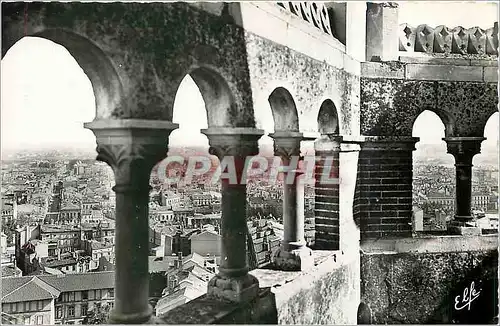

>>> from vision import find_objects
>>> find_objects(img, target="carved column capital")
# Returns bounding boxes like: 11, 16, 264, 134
201, 127, 264, 160
314, 134, 343, 152
85, 119, 179, 188
443, 137, 485, 166
270, 131, 303, 160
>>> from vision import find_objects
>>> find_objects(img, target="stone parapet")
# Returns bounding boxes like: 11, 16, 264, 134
361, 233, 498, 254
399, 22, 499, 56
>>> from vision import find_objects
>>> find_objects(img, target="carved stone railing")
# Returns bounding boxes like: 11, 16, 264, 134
399, 22, 499, 56
277, 2, 334, 37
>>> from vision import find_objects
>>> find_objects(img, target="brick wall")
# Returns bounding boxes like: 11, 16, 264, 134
314, 151, 340, 249
357, 138, 418, 239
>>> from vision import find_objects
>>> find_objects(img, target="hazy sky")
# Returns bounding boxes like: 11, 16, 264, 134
1, 2, 498, 152
398, 1, 498, 29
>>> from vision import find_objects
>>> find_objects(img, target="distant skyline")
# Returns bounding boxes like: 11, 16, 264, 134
1, 2, 498, 152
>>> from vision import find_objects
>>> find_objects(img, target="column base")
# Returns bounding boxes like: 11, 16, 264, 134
108, 305, 153, 324
273, 246, 315, 271
207, 273, 259, 303
447, 220, 481, 236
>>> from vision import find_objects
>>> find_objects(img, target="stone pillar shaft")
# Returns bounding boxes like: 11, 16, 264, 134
201, 127, 263, 303
219, 166, 247, 277
85, 119, 178, 324
271, 131, 313, 271
281, 168, 306, 251
456, 163, 473, 219
444, 137, 485, 222
113, 183, 150, 319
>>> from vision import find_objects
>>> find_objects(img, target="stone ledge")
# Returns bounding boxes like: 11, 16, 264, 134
361, 61, 404, 79
362, 57, 497, 82
405, 63, 483, 82
398, 55, 498, 67
159, 250, 360, 324
361, 234, 498, 254
484, 66, 498, 82
158, 288, 278, 324
251, 250, 359, 324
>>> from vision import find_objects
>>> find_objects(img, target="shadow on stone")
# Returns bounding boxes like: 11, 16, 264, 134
357, 302, 372, 324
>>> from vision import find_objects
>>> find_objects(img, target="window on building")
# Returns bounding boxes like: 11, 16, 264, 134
36, 315, 43, 325
37, 301, 43, 310
69, 292, 75, 301
30, 301, 37, 311
81, 304, 88, 316
109, 289, 114, 298
81, 290, 88, 300
24, 317, 30, 325
56, 306, 62, 319
95, 289, 102, 299
68, 305, 75, 317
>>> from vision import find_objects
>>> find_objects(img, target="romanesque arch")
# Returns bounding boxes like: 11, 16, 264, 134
176, 66, 237, 128
479, 111, 500, 139
2, 30, 123, 120
411, 108, 456, 137
317, 99, 339, 134
268, 87, 300, 132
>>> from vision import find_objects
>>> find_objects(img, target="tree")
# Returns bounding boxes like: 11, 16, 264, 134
82, 303, 111, 324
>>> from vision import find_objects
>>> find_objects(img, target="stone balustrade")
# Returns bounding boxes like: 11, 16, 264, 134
399, 22, 499, 56
276, 2, 334, 37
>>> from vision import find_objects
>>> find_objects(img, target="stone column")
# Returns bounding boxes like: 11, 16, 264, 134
85, 119, 178, 324
314, 134, 342, 250
270, 131, 314, 271
201, 127, 263, 303
443, 137, 485, 234
357, 136, 419, 240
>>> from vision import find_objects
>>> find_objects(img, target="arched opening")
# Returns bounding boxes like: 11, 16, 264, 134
472, 112, 498, 228
253, 87, 301, 223
1, 36, 118, 280
2, 29, 124, 118
268, 87, 300, 132
412, 110, 456, 232
148, 70, 221, 304
317, 99, 339, 135
312, 99, 341, 247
